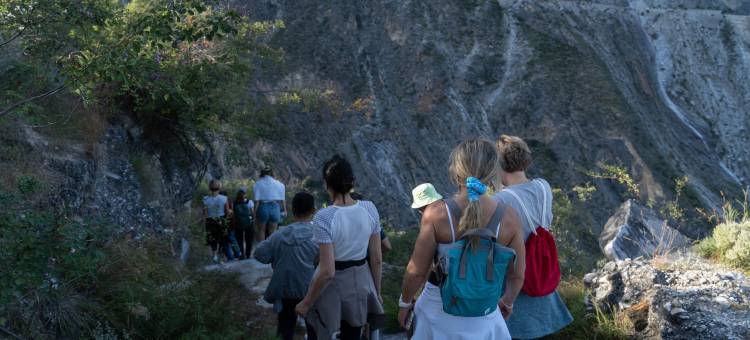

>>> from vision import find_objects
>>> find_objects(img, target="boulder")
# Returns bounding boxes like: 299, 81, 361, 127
585, 257, 750, 339
599, 200, 689, 261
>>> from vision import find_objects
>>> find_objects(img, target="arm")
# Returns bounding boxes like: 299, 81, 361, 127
398, 206, 439, 327
381, 237, 392, 254
278, 183, 286, 215
296, 243, 335, 316
368, 233, 383, 297
253, 233, 276, 264
279, 199, 287, 217
499, 209, 526, 319
224, 200, 233, 218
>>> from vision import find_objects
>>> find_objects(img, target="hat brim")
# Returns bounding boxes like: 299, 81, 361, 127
411, 198, 440, 209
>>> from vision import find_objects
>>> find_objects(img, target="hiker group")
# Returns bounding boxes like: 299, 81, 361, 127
203, 136, 572, 340
202, 165, 287, 263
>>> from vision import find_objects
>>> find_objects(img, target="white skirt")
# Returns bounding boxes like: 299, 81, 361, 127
411, 282, 511, 340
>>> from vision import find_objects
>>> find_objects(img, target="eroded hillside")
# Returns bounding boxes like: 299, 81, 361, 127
223, 0, 749, 239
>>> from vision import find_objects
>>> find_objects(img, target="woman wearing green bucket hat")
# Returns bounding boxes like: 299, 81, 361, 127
411, 183, 443, 211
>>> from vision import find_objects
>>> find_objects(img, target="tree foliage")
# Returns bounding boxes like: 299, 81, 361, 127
1, 0, 283, 134
0, 0, 114, 117
0, 0, 113, 56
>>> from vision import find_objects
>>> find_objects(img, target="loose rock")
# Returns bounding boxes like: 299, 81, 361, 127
585, 256, 750, 339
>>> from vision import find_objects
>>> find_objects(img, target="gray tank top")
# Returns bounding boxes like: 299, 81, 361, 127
492, 179, 553, 242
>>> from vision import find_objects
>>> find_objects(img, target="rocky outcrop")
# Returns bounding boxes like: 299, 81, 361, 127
204, 259, 274, 309
585, 257, 750, 339
7, 116, 197, 233
599, 199, 689, 261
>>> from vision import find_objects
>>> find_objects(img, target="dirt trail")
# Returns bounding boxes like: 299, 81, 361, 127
205, 259, 406, 339
204, 259, 274, 309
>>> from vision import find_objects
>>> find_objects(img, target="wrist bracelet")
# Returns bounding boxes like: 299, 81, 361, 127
398, 294, 413, 309
500, 299, 513, 309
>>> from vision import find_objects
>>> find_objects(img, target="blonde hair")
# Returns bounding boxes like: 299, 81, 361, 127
497, 135, 532, 172
209, 179, 221, 191
448, 138, 501, 239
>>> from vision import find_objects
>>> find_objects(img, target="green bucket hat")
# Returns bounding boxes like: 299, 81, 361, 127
411, 183, 443, 209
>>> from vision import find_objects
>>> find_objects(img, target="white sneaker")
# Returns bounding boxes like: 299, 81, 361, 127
212, 255, 219, 263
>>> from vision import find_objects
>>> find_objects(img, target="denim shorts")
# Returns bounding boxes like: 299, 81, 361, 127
256, 201, 281, 224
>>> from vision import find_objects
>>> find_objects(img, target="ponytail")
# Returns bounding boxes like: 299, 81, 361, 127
448, 138, 501, 245
457, 177, 488, 246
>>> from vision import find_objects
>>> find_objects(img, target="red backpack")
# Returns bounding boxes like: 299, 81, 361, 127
505, 181, 561, 297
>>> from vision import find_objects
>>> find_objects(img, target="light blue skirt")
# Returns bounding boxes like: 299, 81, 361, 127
506, 290, 573, 339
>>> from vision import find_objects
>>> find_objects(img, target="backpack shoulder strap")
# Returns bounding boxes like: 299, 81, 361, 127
444, 198, 461, 243
504, 187, 536, 235
485, 203, 505, 239
534, 179, 550, 228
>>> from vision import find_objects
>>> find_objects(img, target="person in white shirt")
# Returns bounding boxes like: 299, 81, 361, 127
295, 155, 384, 340
202, 179, 233, 263
253, 165, 286, 241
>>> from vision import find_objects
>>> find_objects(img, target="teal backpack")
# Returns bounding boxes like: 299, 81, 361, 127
436, 199, 517, 317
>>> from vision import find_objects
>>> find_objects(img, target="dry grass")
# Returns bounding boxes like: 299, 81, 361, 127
545, 278, 633, 340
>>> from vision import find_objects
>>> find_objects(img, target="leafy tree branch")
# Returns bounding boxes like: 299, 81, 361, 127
0, 83, 66, 118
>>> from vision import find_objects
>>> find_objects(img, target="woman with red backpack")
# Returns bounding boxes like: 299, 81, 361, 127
493, 135, 573, 339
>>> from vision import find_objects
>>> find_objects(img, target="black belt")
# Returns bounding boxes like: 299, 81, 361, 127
428, 271, 443, 286
335, 258, 367, 270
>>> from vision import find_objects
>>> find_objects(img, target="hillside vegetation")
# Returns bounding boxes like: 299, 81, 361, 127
0, 0, 283, 338
698, 200, 750, 272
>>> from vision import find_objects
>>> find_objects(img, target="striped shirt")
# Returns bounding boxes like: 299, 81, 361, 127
312, 200, 381, 261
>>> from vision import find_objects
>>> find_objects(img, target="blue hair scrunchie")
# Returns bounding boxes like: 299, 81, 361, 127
466, 177, 487, 202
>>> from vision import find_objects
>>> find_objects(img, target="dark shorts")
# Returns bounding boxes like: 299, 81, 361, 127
256, 201, 281, 225
205, 217, 228, 248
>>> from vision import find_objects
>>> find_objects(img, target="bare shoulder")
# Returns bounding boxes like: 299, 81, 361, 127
422, 201, 447, 225
423, 200, 456, 243
498, 204, 522, 245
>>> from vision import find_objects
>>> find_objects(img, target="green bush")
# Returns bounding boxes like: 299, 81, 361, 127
380, 227, 418, 333
586, 163, 640, 199
93, 239, 248, 339
697, 199, 750, 271
0, 185, 111, 338
698, 220, 750, 271
383, 227, 419, 267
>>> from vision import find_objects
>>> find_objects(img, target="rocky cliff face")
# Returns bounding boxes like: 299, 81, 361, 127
222, 0, 750, 235
10, 0, 748, 236
0, 115, 197, 233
